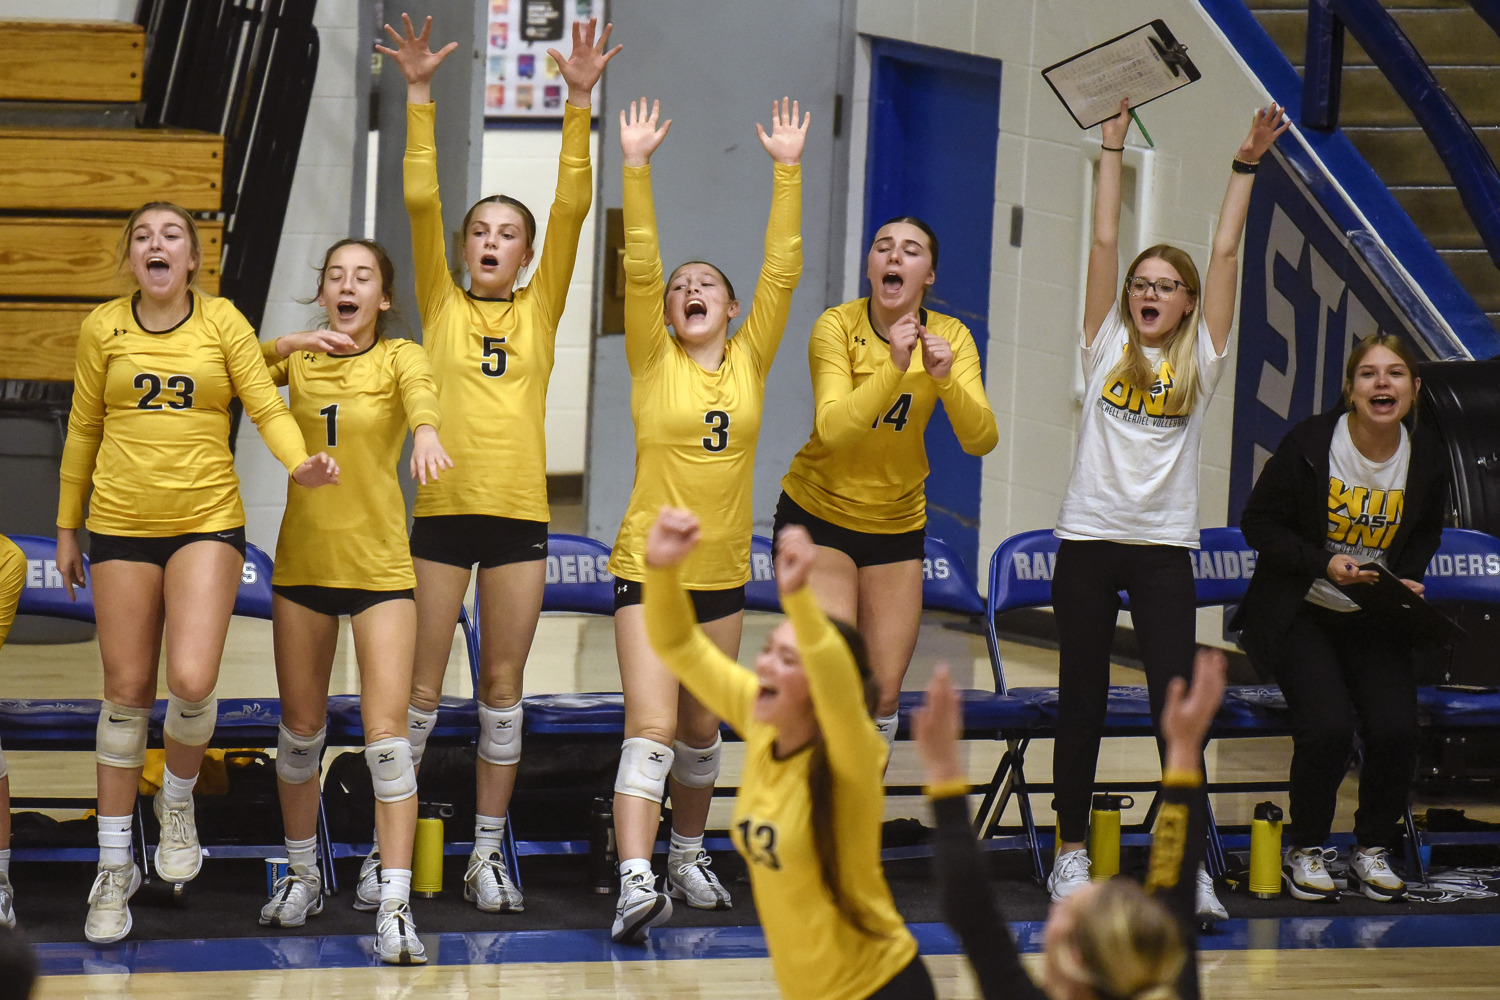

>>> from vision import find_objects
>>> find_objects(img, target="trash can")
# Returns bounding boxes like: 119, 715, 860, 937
0, 379, 93, 644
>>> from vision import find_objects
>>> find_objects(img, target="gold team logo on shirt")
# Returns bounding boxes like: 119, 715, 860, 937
1326, 477, 1403, 548
1100, 358, 1187, 427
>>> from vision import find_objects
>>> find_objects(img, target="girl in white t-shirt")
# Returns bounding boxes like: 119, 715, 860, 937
1047, 101, 1289, 915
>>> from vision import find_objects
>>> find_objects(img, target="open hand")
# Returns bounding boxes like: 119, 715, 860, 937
646, 506, 700, 568
292, 452, 340, 488
55, 528, 87, 601
774, 525, 816, 595
919, 331, 953, 379
278, 329, 358, 356
1238, 103, 1290, 162
1159, 647, 1228, 765
409, 425, 453, 485
913, 664, 964, 785
1101, 97, 1131, 149
620, 97, 672, 168
547, 17, 620, 107
376, 14, 458, 88
887, 313, 922, 372
756, 96, 810, 165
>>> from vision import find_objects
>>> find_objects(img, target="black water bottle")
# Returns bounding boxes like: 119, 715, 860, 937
590, 796, 617, 894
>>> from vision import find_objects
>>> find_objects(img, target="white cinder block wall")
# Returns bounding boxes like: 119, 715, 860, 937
853, 0, 1273, 644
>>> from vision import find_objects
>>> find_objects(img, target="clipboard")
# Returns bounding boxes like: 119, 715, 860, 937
1042, 20, 1201, 130
1340, 562, 1467, 647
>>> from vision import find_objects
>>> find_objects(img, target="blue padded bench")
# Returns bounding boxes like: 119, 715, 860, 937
983, 525, 1500, 880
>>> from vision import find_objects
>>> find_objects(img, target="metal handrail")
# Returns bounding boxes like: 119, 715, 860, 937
1302, 0, 1500, 267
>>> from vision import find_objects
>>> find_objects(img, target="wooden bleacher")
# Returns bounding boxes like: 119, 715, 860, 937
0, 19, 224, 384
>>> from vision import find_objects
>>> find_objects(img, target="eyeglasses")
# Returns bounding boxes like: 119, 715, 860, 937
1125, 276, 1186, 298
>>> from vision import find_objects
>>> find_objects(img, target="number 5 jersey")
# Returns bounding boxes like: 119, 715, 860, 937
607, 158, 802, 589
58, 291, 309, 536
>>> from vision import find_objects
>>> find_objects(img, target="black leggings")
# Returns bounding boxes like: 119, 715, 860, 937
1051, 540, 1198, 844
866, 956, 936, 1000
1269, 604, 1418, 850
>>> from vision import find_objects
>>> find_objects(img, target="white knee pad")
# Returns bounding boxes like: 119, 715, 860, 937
874, 711, 899, 748
276, 724, 326, 786
670, 735, 721, 790
614, 737, 674, 803
365, 737, 417, 803
163, 690, 218, 746
406, 704, 438, 767
477, 701, 523, 766
96, 700, 151, 769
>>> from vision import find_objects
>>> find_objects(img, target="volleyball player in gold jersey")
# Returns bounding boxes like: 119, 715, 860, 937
255, 239, 451, 964
55, 203, 339, 943
776, 220, 997, 745
606, 96, 806, 943
0, 533, 22, 928
375, 14, 617, 913
645, 508, 934, 999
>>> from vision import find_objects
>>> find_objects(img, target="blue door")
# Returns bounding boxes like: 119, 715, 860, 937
863, 37, 1001, 576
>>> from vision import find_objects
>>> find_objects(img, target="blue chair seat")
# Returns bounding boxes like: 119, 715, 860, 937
523, 693, 626, 735
325, 694, 479, 745
0, 697, 102, 747
1418, 686, 1500, 728
895, 688, 1039, 737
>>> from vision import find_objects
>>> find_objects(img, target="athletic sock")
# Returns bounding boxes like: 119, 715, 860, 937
380, 868, 412, 908
285, 835, 319, 871
98, 814, 133, 868
618, 856, 652, 892
668, 831, 703, 863
474, 813, 507, 858
160, 766, 197, 807
0, 848, 10, 879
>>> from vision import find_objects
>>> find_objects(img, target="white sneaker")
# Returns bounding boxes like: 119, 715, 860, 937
1283, 847, 1339, 901
1195, 865, 1227, 922
666, 850, 732, 911
1349, 847, 1407, 902
464, 849, 524, 913
611, 868, 673, 945
152, 792, 203, 883
84, 862, 142, 944
353, 850, 380, 912
374, 901, 427, 965
0, 872, 13, 929
1047, 849, 1092, 901
259, 863, 324, 927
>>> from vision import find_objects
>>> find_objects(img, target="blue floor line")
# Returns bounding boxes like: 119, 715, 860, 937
33, 913, 1500, 977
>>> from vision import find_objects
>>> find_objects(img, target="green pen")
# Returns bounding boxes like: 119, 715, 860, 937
1130, 108, 1155, 148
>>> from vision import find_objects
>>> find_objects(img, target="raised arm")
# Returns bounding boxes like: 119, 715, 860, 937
379, 14, 461, 325
619, 97, 674, 375
1201, 105, 1290, 353
1084, 100, 1131, 347
736, 98, 808, 376
643, 509, 756, 734
527, 19, 619, 331
924, 324, 997, 456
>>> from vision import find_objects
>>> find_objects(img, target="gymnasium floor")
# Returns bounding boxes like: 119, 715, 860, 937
5, 508, 1500, 997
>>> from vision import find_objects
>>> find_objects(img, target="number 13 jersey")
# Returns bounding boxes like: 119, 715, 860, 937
607, 160, 802, 589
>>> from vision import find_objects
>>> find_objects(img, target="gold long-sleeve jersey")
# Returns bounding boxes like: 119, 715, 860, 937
263, 337, 440, 590
781, 299, 997, 534
645, 564, 917, 1000
607, 161, 802, 588
0, 534, 23, 647
57, 292, 309, 535
405, 100, 592, 524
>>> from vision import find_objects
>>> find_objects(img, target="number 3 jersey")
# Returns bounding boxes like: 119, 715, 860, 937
58, 292, 309, 536
780, 299, 997, 534
645, 564, 916, 1000
404, 100, 592, 524
263, 337, 441, 590
607, 160, 802, 588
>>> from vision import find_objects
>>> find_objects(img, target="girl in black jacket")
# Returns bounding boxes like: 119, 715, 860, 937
1233, 333, 1447, 903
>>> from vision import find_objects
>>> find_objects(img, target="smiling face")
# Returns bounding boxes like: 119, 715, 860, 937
316, 243, 391, 341
752, 622, 814, 730
127, 208, 199, 303
1125, 256, 1196, 345
665, 262, 740, 346
866, 222, 935, 314
463, 202, 534, 296
1346, 343, 1419, 430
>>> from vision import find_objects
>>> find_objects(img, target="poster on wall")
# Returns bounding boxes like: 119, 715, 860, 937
485, 0, 600, 118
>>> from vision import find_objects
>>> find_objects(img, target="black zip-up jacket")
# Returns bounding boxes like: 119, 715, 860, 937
1230, 407, 1448, 662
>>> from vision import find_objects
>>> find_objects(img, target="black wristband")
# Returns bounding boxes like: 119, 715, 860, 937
1232, 158, 1260, 174
1101, 145, 1124, 152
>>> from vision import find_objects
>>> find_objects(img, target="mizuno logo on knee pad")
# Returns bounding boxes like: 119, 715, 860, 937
649, 751, 665, 763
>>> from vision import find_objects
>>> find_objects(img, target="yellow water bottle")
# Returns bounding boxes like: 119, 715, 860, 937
413, 815, 445, 897
1088, 793, 1133, 880
1249, 801, 1284, 898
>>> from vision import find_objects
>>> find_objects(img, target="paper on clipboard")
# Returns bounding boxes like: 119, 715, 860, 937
1043, 20, 1201, 130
